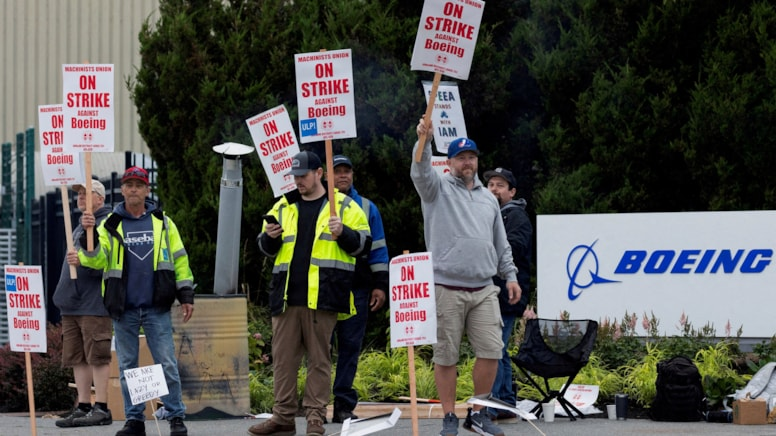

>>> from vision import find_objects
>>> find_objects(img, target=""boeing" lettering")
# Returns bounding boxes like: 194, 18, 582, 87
614, 249, 772, 274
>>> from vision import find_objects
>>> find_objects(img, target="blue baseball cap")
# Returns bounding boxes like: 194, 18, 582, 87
447, 138, 479, 159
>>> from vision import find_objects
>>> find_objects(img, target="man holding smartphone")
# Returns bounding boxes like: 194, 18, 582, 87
250, 151, 371, 436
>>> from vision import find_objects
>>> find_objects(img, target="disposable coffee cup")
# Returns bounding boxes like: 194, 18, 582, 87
542, 402, 555, 422
607, 404, 616, 420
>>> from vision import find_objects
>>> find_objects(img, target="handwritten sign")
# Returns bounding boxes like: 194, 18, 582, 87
124, 364, 169, 405
410, 0, 485, 80
389, 252, 437, 347
294, 49, 357, 142
4, 265, 47, 353
246, 105, 301, 197
62, 64, 115, 152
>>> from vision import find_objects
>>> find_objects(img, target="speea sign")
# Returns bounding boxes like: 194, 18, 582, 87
538, 211, 776, 337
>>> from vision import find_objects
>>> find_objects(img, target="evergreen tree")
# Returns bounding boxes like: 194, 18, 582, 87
131, 0, 541, 307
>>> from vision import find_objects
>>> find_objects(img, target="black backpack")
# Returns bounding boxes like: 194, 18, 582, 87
650, 356, 707, 421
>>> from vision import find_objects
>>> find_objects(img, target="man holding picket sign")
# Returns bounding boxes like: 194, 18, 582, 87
410, 1, 518, 436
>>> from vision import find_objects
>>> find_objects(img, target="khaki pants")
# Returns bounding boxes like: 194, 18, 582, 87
271, 306, 337, 424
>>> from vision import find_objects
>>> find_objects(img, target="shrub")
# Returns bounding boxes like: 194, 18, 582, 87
0, 323, 75, 412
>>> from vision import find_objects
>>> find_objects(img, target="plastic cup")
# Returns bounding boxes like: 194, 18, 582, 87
542, 403, 555, 422
607, 404, 617, 420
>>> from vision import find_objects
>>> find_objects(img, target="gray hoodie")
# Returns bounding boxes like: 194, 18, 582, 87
53, 205, 112, 316
410, 141, 517, 287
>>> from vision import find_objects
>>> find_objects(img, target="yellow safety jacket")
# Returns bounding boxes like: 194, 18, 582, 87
260, 191, 371, 316
79, 208, 195, 319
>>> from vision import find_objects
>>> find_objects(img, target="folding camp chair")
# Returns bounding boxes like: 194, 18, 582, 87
511, 318, 598, 421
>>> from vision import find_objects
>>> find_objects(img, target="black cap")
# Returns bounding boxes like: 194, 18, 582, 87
286, 151, 322, 176
483, 167, 517, 189
332, 154, 353, 168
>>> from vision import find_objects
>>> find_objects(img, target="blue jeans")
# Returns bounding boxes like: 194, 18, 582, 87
331, 289, 369, 411
492, 313, 517, 406
113, 307, 185, 421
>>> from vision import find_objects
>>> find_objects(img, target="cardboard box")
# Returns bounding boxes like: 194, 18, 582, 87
108, 335, 157, 420
733, 398, 767, 425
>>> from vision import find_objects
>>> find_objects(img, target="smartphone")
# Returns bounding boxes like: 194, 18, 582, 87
262, 214, 279, 225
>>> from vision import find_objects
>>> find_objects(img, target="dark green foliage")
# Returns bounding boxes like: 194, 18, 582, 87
131, 1, 776, 338
0, 323, 75, 412
131, 0, 542, 299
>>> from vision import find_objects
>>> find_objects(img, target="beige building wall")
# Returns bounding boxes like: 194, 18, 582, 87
1, 0, 159, 194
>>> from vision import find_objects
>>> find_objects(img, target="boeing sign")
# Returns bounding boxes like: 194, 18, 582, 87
539, 211, 776, 337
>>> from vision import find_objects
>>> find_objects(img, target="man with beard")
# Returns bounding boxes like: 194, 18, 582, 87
411, 119, 521, 436
250, 151, 371, 436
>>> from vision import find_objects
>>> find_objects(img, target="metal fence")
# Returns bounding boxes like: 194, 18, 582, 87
1, 148, 156, 346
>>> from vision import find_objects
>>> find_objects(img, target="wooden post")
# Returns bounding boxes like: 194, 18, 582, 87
60, 187, 77, 279
415, 72, 442, 162
403, 250, 420, 436
84, 153, 94, 250
25, 351, 37, 436
325, 139, 336, 217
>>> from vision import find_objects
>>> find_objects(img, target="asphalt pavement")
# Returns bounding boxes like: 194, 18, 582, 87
3, 412, 776, 436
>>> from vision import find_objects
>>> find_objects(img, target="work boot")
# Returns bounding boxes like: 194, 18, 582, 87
115, 419, 146, 436
169, 417, 188, 436
306, 418, 325, 436
247, 418, 296, 436
332, 407, 358, 423
55, 407, 88, 428
73, 403, 112, 426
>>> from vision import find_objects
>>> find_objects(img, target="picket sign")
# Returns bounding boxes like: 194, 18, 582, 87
410, 0, 485, 161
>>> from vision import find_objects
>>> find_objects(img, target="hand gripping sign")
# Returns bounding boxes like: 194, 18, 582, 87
411, 0, 484, 160
247, 104, 301, 197
295, 48, 357, 216
62, 63, 115, 251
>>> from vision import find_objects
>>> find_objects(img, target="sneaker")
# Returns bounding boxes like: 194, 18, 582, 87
55, 407, 88, 428
115, 419, 146, 436
247, 419, 296, 436
73, 403, 112, 426
306, 419, 325, 435
463, 408, 505, 436
332, 408, 358, 423
440, 412, 459, 436
169, 417, 188, 436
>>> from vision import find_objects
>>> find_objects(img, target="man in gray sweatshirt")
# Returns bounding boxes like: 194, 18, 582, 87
411, 118, 521, 436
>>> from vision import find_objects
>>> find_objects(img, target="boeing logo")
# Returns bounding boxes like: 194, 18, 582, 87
566, 240, 618, 301
565, 241, 773, 301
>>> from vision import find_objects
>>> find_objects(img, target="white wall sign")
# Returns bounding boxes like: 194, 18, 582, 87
124, 364, 169, 405
62, 64, 115, 152
38, 104, 84, 186
538, 211, 776, 337
411, 0, 485, 80
4, 265, 47, 353
390, 252, 437, 348
295, 49, 356, 143
247, 104, 300, 197
422, 80, 467, 156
